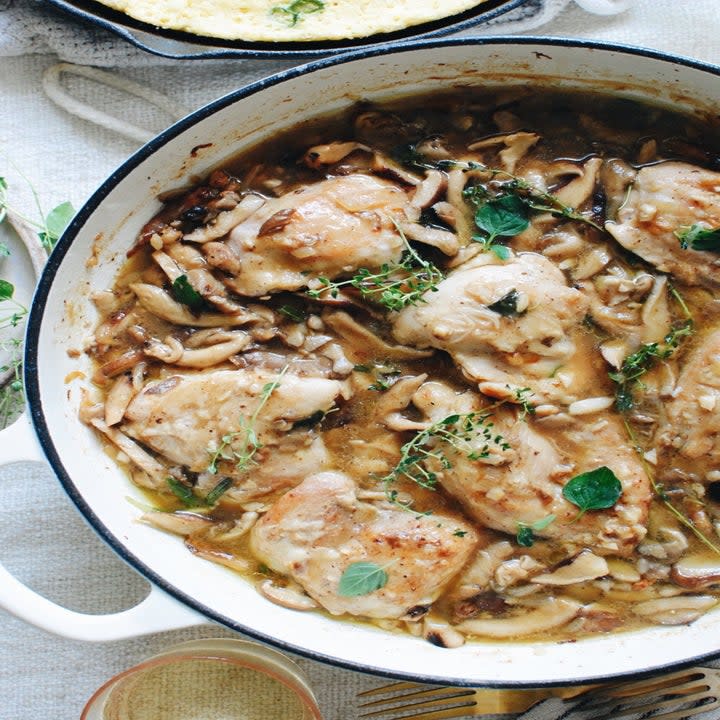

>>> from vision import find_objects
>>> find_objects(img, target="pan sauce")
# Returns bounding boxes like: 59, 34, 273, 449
83, 88, 720, 646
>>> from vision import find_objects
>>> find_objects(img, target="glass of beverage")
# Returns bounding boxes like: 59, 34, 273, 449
80, 638, 323, 720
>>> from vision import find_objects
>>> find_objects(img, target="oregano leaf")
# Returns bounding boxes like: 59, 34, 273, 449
562, 466, 622, 514
338, 561, 388, 596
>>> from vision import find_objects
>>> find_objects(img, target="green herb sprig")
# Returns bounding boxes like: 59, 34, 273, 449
609, 317, 693, 412
676, 224, 720, 252
379, 411, 510, 510
306, 235, 442, 312
166, 475, 234, 508
271, 0, 325, 26
622, 417, 720, 557
0, 176, 73, 428
206, 366, 289, 476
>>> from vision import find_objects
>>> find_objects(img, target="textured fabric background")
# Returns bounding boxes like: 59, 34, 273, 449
0, 1, 719, 718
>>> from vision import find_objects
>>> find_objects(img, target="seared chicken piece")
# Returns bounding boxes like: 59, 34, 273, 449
202, 174, 408, 296
392, 253, 590, 403
411, 381, 650, 556
656, 328, 720, 483
122, 369, 346, 500
606, 162, 720, 287
251, 471, 480, 619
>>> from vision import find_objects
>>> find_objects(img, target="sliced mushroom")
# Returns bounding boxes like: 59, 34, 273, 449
141, 511, 214, 536
131, 283, 256, 327
410, 170, 447, 209
638, 527, 689, 562
640, 275, 671, 344
146, 332, 251, 368
323, 310, 433, 361
94, 348, 145, 383
671, 555, 720, 590
397, 221, 459, 256
422, 615, 466, 648
553, 157, 602, 208
90, 418, 166, 485
374, 374, 429, 430
532, 552, 609, 586
258, 579, 318, 610
183, 193, 265, 243
104, 373, 136, 426
468, 132, 540, 174
457, 597, 582, 638
302, 141, 371, 169
632, 595, 718, 625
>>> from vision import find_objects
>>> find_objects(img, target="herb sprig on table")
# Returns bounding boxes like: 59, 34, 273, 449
0, 176, 74, 429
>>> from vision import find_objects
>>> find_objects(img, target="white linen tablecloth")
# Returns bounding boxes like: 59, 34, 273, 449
1, 1, 719, 718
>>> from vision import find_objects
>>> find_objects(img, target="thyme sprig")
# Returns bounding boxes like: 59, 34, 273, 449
378, 411, 510, 510
306, 233, 442, 311
623, 418, 720, 557
0, 175, 74, 429
609, 288, 694, 412
206, 366, 289, 475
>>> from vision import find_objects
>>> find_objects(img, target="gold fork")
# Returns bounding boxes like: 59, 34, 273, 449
570, 665, 720, 720
357, 681, 592, 719
357, 666, 720, 720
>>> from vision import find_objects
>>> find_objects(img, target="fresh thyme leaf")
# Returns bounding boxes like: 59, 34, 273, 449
676, 224, 720, 252
306, 230, 442, 311
338, 561, 389, 597
486, 289, 522, 317
271, 0, 324, 26
171, 275, 205, 311
512, 386, 536, 418
609, 318, 693, 411
353, 364, 372, 373
474, 195, 529, 244
205, 476, 234, 506
453, 529, 468, 537
277, 304, 306, 322
379, 411, 510, 508
206, 366, 288, 474
562, 467, 622, 516
166, 477, 200, 507
0, 279, 14, 301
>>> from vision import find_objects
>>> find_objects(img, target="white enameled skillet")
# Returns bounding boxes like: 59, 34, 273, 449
2, 38, 720, 687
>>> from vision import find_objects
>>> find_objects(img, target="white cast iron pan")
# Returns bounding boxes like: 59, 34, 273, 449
3, 38, 720, 688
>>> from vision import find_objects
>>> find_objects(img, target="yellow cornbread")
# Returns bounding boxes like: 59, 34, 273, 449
94, 0, 490, 42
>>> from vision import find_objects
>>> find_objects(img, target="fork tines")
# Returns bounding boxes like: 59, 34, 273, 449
357, 683, 476, 719
576, 667, 719, 720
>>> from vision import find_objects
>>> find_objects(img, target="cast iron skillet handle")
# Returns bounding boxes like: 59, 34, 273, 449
0, 414, 206, 641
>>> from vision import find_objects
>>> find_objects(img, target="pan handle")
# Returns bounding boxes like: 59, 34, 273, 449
0, 414, 207, 641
